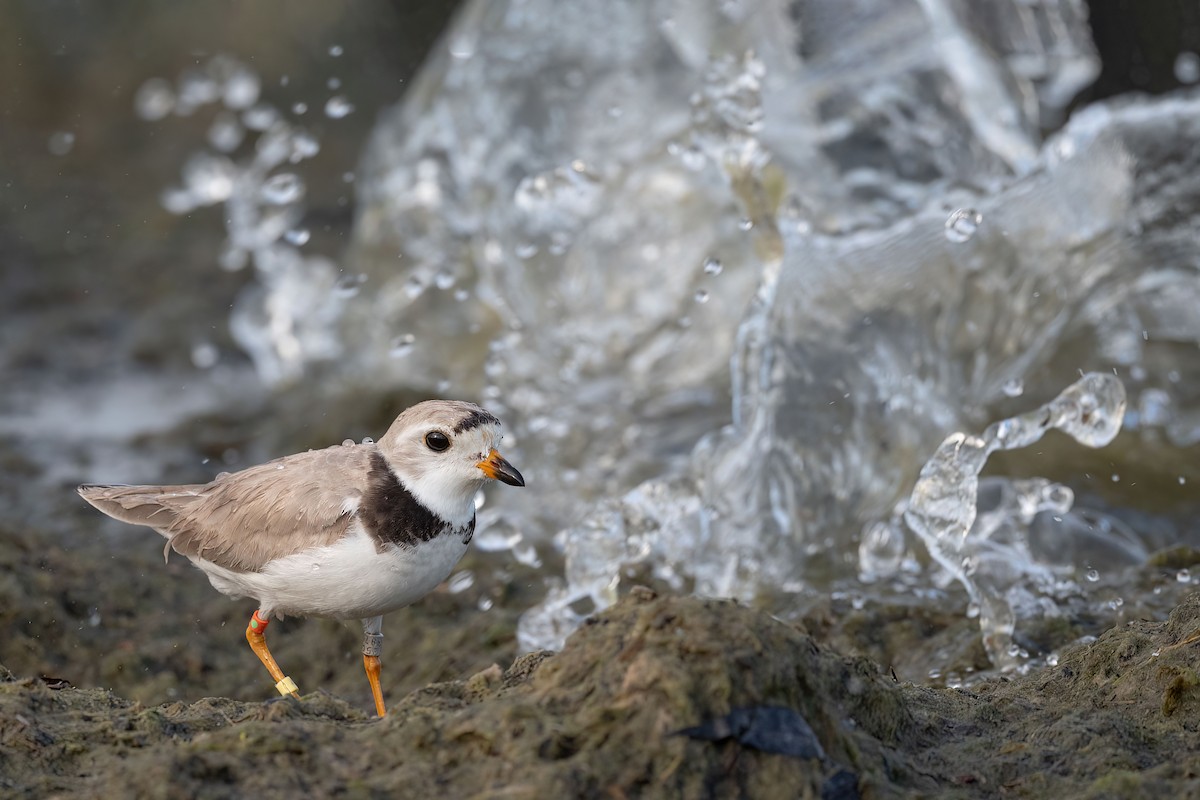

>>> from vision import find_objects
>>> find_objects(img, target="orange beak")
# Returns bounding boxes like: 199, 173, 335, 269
477, 449, 525, 487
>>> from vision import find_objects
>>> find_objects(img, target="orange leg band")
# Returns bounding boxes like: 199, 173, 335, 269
245, 610, 299, 698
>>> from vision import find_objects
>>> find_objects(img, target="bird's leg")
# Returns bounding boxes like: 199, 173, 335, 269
245, 609, 299, 698
362, 615, 386, 717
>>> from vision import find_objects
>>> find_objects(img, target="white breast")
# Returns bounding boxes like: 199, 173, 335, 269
193, 521, 471, 619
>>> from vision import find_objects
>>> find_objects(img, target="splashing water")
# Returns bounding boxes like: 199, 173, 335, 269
903, 373, 1126, 667
139, 54, 343, 384
144, 1, 1200, 676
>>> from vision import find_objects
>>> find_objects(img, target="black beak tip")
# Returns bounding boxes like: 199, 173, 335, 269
500, 467, 525, 488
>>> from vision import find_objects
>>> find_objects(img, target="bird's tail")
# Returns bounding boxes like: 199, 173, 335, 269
76, 484, 203, 532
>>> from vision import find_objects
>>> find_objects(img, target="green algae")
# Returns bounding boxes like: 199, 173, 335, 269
9, 512, 1200, 796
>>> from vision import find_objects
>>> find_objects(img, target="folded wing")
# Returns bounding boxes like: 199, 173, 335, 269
78, 444, 375, 573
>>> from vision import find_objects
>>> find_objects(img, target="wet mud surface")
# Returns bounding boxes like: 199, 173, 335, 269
6, 517, 1200, 799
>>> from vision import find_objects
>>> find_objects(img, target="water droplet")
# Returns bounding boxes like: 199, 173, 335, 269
135, 77, 175, 120
329, 44, 344, 57
275, 464, 285, 470
694, 289, 710, 304
361, 436, 374, 445
310, 563, 321, 572
191, 342, 219, 369
403, 276, 425, 299
1175, 51, 1200, 84
254, 125, 292, 168
1085, 568, 1100, 582
702, 257, 723, 276
178, 72, 219, 114
738, 218, 753, 231
1180, 476, 1187, 486
160, 187, 195, 215
1042, 484, 1073, 512
242, 103, 280, 132
668, 141, 706, 171
1002, 378, 1024, 397
342, 439, 355, 447
478, 597, 494, 612
1151, 648, 1162, 658
434, 269, 457, 290
512, 540, 542, 568
260, 173, 305, 205
182, 153, 236, 204
47, 131, 75, 156
1046, 653, 1060, 666
944, 208, 983, 243
208, 111, 245, 152
454, 288, 470, 302
290, 131, 320, 163
284, 228, 310, 246
515, 242, 538, 259
447, 571, 475, 594
222, 67, 261, 110
291, 102, 308, 116
1108, 596, 1124, 610
1111, 473, 1120, 483
390, 334, 416, 358
334, 273, 366, 298
1178, 569, 1192, 583
324, 95, 354, 119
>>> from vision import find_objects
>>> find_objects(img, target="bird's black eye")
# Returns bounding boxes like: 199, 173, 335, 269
424, 431, 450, 452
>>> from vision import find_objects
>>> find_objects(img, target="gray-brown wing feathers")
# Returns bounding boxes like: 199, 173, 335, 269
76, 484, 208, 530
78, 445, 375, 573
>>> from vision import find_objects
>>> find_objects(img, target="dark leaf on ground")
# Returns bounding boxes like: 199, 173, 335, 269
677, 705, 826, 760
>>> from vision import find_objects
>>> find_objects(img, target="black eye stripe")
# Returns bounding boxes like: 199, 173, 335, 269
424, 431, 450, 452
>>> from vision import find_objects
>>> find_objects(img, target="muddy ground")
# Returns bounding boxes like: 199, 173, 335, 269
6, 514, 1200, 798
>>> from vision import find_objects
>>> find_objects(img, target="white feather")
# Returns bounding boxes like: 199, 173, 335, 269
195, 521, 470, 619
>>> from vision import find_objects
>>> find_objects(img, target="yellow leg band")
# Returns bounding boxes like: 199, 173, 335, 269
275, 676, 299, 696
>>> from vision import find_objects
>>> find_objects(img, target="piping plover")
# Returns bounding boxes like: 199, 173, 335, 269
77, 399, 524, 717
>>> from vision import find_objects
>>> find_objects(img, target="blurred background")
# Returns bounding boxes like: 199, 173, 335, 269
3, 0, 1200, 706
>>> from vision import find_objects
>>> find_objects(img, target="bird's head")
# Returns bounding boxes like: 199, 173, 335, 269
377, 400, 524, 526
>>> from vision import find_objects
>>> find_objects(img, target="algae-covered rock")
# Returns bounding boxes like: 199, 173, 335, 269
7, 568, 1200, 796
1, 588, 903, 798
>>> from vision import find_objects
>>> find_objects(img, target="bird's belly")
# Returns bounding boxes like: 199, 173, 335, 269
196, 524, 470, 619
